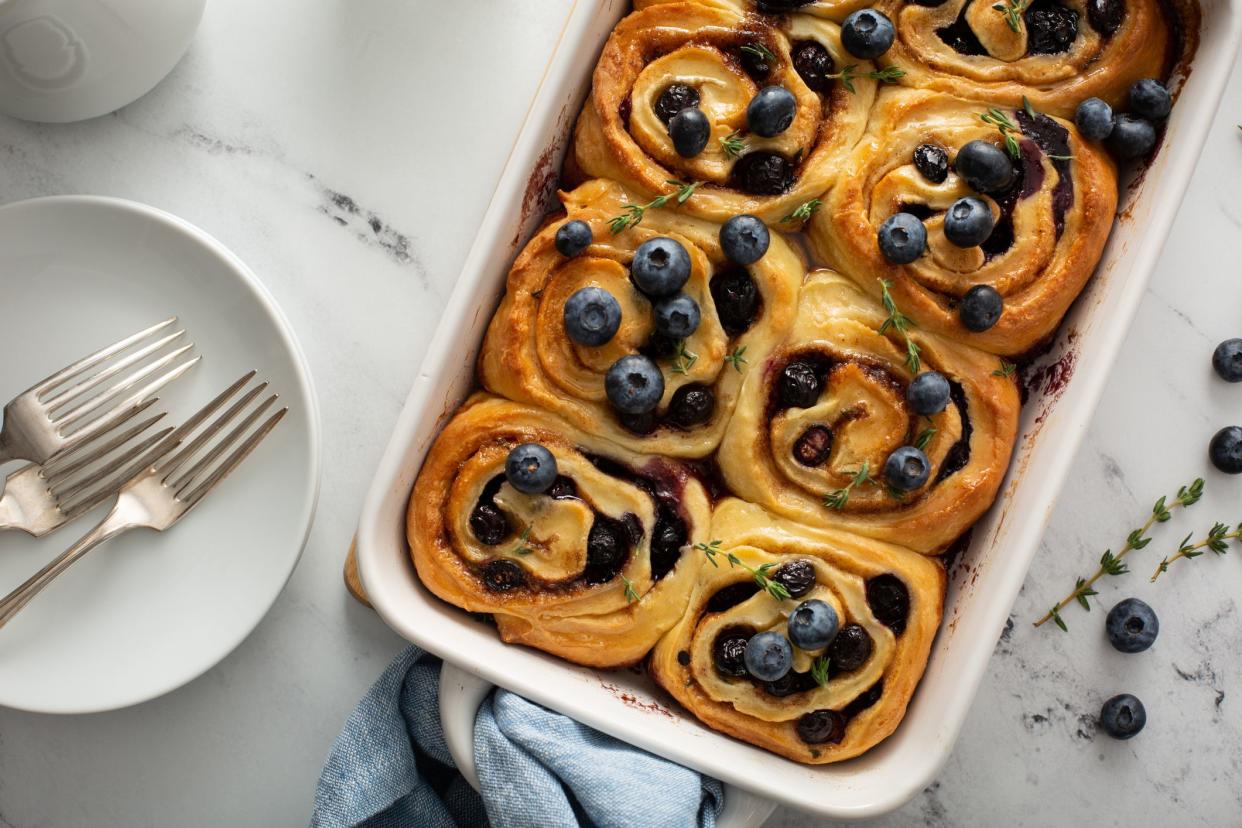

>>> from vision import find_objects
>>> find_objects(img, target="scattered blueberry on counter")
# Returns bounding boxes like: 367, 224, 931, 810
1099, 693, 1147, 740
631, 237, 691, 297
1211, 338, 1242, 382
745, 630, 794, 681
1105, 598, 1159, 653
959, 284, 1003, 332
878, 212, 927, 264
670, 107, 711, 158
955, 140, 1016, 194
1074, 97, 1114, 140
788, 599, 840, 650
720, 214, 770, 265
884, 445, 931, 491
1208, 426, 1242, 474
606, 354, 665, 414
907, 371, 951, 415
564, 287, 622, 346
505, 443, 559, 494
841, 9, 895, 60
943, 196, 995, 248
747, 86, 798, 138
555, 219, 593, 257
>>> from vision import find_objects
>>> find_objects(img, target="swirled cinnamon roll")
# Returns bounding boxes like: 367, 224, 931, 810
650, 498, 944, 763
636, 0, 872, 24
874, 0, 1184, 116
480, 180, 803, 458
571, 1, 876, 224
718, 269, 1019, 554
407, 395, 712, 667
809, 89, 1117, 356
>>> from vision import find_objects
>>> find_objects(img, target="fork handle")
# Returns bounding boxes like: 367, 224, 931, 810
0, 511, 131, 629
0, 429, 17, 466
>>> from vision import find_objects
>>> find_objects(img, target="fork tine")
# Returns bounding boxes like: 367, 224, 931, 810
40, 397, 161, 474
56, 427, 177, 517
30, 318, 178, 396
179, 407, 287, 507
44, 409, 168, 485
60, 355, 202, 444
170, 393, 278, 495
43, 330, 186, 408
54, 344, 197, 429
156, 380, 266, 481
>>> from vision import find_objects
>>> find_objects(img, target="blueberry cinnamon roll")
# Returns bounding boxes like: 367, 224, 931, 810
407, 395, 711, 667
650, 499, 944, 763
480, 180, 802, 458
874, 0, 1186, 116
809, 89, 1117, 356
718, 269, 1018, 554
572, 1, 876, 224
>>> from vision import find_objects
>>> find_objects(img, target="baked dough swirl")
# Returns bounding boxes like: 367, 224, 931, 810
650, 499, 944, 763
635, 0, 872, 24
718, 269, 1019, 553
874, 0, 1181, 116
480, 180, 803, 458
408, 395, 712, 667
572, 1, 876, 224
809, 89, 1117, 356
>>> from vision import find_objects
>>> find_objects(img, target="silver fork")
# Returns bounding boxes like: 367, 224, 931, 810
0, 399, 174, 537
0, 371, 288, 630
0, 318, 199, 467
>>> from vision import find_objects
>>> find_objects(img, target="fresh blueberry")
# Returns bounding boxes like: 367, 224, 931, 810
955, 140, 1016, 194
1105, 598, 1159, 653
563, 287, 622, 346
744, 630, 794, 681
747, 86, 798, 138
943, 197, 994, 247
505, 443, 558, 494
841, 9, 896, 59
878, 212, 927, 264
653, 293, 701, 339
780, 361, 821, 408
959, 284, 1003, 332
667, 383, 716, 427
1212, 338, 1242, 382
1099, 694, 1146, 740
631, 237, 692, 297
913, 143, 949, 183
788, 599, 841, 650
1209, 426, 1242, 474
669, 107, 711, 158
1130, 78, 1172, 120
654, 83, 701, 125
1107, 114, 1157, 159
555, 220, 593, 257
1075, 97, 1115, 140
772, 559, 816, 598
884, 445, 931, 491
720, 214, 771, 265
907, 371, 951, 415
606, 355, 665, 414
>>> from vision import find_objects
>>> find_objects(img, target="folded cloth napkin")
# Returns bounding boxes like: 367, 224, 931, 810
311, 646, 724, 828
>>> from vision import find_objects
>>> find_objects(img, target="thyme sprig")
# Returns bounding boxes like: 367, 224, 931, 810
980, 107, 1023, 161
622, 574, 640, 603
780, 198, 822, 224
1151, 521, 1242, 581
724, 345, 748, 372
992, 0, 1030, 33
511, 525, 534, 556
1035, 478, 1205, 630
914, 427, 937, 451
720, 130, 747, 159
828, 65, 906, 94
740, 42, 778, 63
823, 462, 874, 510
608, 179, 702, 233
993, 359, 1018, 378
811, 655, 831, 687
671, 339, 699, 375
695, 540, 791, 601
877, 279, 921, 373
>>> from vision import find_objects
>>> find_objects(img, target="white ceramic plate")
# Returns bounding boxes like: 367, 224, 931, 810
0, 196, 320, 714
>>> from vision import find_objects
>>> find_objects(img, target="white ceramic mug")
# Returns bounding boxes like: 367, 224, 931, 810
0, 0, 206, 122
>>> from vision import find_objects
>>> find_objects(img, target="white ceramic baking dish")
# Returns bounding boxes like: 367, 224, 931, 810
356, 0, 1242, 817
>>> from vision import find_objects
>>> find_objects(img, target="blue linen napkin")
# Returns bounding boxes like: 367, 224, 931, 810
311, 646, 724, 828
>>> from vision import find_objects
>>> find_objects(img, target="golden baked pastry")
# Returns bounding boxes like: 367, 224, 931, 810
809, 89, 1117, 356
480, 179, 803, 458
718, 269, 1019, 553
874, 0, 1182, 117
635, 0, 872, 24
407, 394, 712, 667
571, 0, 876, 224
650, 499, 945, 763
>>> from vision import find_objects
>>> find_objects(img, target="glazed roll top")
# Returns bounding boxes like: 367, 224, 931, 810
651, 499, 945, 763
480, 180, 803, 457
572, 1, 876, 224
635, 0, 873, 24
810, 89, 1117, 356
874, 0, 1185, 116
407, 395, 712, 667
719, 269, 1019, 553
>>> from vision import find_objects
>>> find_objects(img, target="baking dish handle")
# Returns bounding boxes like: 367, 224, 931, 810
438, 662, 777, 827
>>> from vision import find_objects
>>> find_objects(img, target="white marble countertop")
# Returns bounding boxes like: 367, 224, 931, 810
1, 1, 1240, 825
